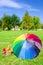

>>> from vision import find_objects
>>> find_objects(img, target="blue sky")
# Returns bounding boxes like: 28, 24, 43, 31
0, 0, 43, 23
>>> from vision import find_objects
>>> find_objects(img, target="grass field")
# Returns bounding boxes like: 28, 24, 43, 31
0, 30, 43, 65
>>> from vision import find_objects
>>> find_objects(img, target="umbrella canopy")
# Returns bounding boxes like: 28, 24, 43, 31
12, 33, 42, 60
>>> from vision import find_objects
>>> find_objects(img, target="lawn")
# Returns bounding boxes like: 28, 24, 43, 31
0, 30, 43, 65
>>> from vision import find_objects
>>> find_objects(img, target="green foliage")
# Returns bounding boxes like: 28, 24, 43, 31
2, 14, 11, 30
41, 24, 43, 29
0, 20, 2, 28
0, 11, 42, 30
11, 14, 20, 27
1, 14, 20, 30
21, 11, 33, 30
33, 16, 40, 29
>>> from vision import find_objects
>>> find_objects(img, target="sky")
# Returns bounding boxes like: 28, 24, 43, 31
0, 0, 43, 23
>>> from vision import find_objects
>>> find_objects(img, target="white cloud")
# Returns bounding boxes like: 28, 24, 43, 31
0, 0, 40, 12
23, 4, 40, 12
0, 0, 22, 8
28, 8, 40, 12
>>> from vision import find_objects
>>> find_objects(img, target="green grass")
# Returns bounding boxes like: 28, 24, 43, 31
0, 30, 43, 65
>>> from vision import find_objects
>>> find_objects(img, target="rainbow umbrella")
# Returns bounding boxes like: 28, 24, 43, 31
12, 33, 42, 60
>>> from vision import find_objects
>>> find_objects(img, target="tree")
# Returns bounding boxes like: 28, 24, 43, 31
33, 16, 40, 30
1, 14, 20, 30
0, 20, 2, 28
21, 11, 33, 30
1, 14, 12, 30
11, 14, 20, 27
41, 24, 43, 29
0, 11, 41, 30
1, 14, 6, 30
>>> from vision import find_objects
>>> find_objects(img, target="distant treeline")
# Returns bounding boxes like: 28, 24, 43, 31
0, 11, 43, 30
